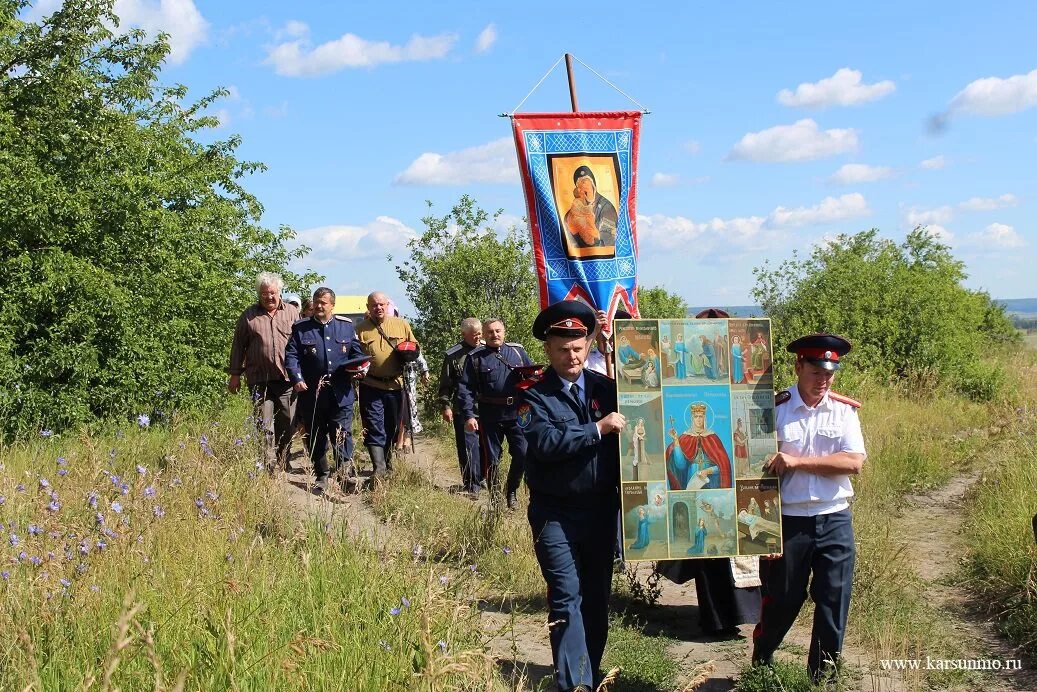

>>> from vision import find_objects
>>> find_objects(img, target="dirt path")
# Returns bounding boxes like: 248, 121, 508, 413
899, 460, 1037, 692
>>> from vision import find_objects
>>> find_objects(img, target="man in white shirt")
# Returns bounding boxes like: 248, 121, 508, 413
752, 333, 866, 684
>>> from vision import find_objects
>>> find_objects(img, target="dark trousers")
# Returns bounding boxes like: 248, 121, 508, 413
529, 500, 616, 691
358, 382, 403, 452
250, 380, 295, 470
452, 415, 482, 492
478, 416, 526, 495
297, 389, 354, 481
752, 510, 855, 679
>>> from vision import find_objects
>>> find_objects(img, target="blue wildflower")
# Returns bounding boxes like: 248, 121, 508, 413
144, 486, 155, 498
109, 449, 117, 459
58, 469, 68, 477
28, 525, 42, 536
111, 501, 123, 514
16, 484, 24, 493
234, 438, 243, 446
57, 457, 66, 465
195, 498, 205, 508
110, 475, 121, 486
95, 513, 105, 525
60, 578, 71, 588
1, 572, 8, 580
0, 496, 5, 505
199, 508, 210, 518
502, 546, 512, 555
136, 464, 147, 475
439, 575, 449, 585
171, 477, 182, 487
389, 607, 401, 616
47, 500, 61, 512
437, 640, 447, 653
90, 584, 100, 592
401, 596, 411, 608
9, 533, 18, 546
153, 506, 165, 518
17, 551, 27, 561
137, 414, 150, 428
205, 490, 218, 502
39, 478, 50, 489
79, 541, 90, 555
40, 429, 53, 438
119, 484, 129, 495
87, 491, 98, 508
96, 540, 107, 551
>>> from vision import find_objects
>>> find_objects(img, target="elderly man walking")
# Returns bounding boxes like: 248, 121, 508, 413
355, 291, 417, 478
227, 272, 300, 473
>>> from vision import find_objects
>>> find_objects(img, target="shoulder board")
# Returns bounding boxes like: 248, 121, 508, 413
505, 342, 524, 348
469, 345, 487, 357
445, 343, 464, 356
775, 390, 791, 406
829, 391, 861, 409
333, 315, 352, 322
292, 317, 308, 325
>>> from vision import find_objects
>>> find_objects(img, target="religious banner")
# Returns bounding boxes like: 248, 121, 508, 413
511, 112, 642, 324
615, 317, 782, 561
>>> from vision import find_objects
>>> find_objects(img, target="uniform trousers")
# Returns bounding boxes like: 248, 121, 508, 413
451, 416, 482, 493
358, 382, 403, 451
478, 416, 526, 495
529, 497, 617, 691
296, 387, 354, 480
752, 510, 855, 679
250, 380, 295, 471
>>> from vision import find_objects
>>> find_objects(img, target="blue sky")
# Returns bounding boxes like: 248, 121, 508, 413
29, 1, 1037, 309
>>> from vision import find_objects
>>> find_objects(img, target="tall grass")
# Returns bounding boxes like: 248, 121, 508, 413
0, 404, 499, 690
960, 347, 1037, 651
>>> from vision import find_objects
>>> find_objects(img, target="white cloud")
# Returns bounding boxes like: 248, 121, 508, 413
969, 223, 1025, 248
958, 193, 1018, 211
778, 68, 896, 108
475, 24, 497, 53
395, 137, 518, 185
728, 119, 859, 162
265, 24, 457, 77
275, 19, 309, 41
30, 0, 209, 64
921, 224, 955, 244
949, 68, 1037, 116
295, 216, 418, 263
682, 140, 702, 155
768, 193, 870, 228
264, 101, 289, 118
828, 163, 894, 185
904, 205, 955, 228
637, 193, 871, 260
919, 155, 946, 170
213, 108, 230, 128
650, 172, 679, 187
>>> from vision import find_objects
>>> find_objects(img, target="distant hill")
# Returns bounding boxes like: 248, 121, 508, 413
998, 298, 1037, 317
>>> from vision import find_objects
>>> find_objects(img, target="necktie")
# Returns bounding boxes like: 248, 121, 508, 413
570, 382, 583, 410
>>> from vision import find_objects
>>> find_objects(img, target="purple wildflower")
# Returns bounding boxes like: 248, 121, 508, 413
79, 541, 90, 555
171, 477, 182, 487
47, 500, 61, 512
439, 575, 449, 585
119, 484, 129, 495
90, 584, 100, 592
144, 486, 155, 498
111, 501, 123, 514
57, 469, 68, 477
57, 457, 66, 465
234, 438, 243, 446
437, 640, 447, 653
96, 540, 107, 551
39, 477, 50, 489
0, 496, 5, 505
401, 596, 411, 608
389, 607, 401, 616
60, 578, 71, 588
28, 525, 42, 536
87, 491, 98, 508
502, 546, 512, 555
17, 551, 27, 561
199, 508, 210, 518
1, 572, 8, 580
205, 490, 218, 502
40, 429, 53, 438
136, 464, 147, 475
95, 513, 105, 525
16, 484, 25, 493
194, 498, 205, 508
153, 506, 165, 518
9, 533, 18, 547
137, 414, 150, 428
110, 475, 121, 487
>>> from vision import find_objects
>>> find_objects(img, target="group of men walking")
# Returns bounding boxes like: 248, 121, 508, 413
229, 273, 867, 691
226, 273, 417, 491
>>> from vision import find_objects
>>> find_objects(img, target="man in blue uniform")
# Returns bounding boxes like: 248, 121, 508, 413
520, 301, 626, 692
457, 317, 533, 508
752, 333, 866, 683
284, 287, 369, 492
437, 318, 483, 496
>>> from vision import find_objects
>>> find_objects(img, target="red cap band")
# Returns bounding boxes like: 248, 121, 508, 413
797, 348, 839, 361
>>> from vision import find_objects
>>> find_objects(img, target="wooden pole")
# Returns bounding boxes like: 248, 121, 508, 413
565, 53, 579, 112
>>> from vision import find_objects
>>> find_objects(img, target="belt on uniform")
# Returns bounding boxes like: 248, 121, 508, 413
478, 394, 515, 406
366, 373, 401, 384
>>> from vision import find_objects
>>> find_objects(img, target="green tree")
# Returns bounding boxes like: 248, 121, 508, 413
0, 1, 317, 437
752, 227, 1018, 398
637, 286, 690, 319
394, 196, 542, 414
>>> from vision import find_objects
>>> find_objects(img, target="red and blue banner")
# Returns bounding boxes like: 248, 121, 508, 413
512, 112, 642, 324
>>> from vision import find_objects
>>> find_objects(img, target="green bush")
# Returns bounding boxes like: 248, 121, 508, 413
752, 228, 1018, 399
0, 1, 316, 439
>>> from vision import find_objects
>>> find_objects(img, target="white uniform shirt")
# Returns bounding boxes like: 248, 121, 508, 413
776, 385, 866, 517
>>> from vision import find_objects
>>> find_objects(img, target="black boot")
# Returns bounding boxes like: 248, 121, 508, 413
506, 490, 519, 510
368, 445, 387, 478
313, 453, 330, 490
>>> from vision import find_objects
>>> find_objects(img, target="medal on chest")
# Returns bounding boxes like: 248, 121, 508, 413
591, 398, 602, 419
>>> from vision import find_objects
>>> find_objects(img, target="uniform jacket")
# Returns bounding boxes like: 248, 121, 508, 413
437, 340, 480, 415
519, 368, 619, 503
284, 315, 366, 406
457, 343, 532, 421
354, 316, 416, 391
